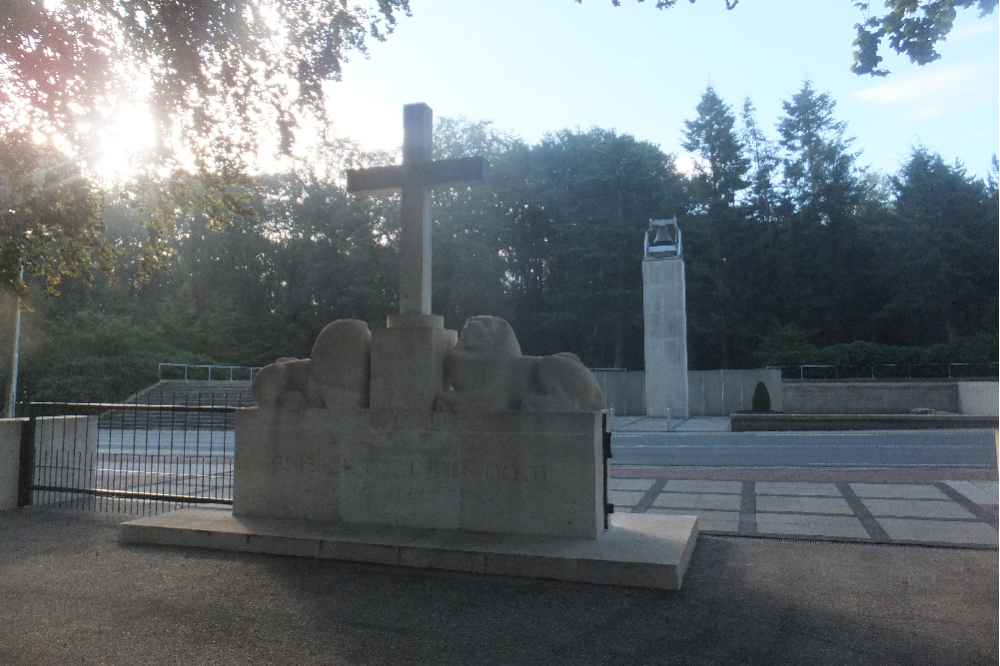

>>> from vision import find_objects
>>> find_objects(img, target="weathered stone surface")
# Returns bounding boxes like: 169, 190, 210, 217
434, 316, 606, 413
252, 319, 371, 410
233, 408, 606, 538
370, 321, 457, 411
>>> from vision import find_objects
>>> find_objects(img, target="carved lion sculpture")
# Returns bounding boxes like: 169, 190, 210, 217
433, 316, 606, 413
252, 319, 371, 410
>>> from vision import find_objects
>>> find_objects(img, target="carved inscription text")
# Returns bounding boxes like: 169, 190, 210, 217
271, 457, 552, 483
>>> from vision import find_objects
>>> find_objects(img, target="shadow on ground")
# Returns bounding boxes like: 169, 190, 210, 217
1, 508, 996, 666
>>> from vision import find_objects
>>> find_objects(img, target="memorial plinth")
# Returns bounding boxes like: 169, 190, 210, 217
119, 314, 699, 589
118, 104, 697, 589
233, 409, 606, 538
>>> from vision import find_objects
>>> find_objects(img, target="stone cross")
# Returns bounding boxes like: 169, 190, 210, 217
346, 103, 489, 316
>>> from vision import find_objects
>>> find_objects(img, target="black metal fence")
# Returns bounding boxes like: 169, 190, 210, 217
17, 399, 239, 516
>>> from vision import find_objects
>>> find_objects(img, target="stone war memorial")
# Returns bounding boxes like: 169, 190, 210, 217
120, 103, 699, 590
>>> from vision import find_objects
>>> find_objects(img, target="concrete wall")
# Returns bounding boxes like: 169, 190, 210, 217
0, 419, 23, 512
592, 368, 783, 417
958, 382, 999, 416
591, 370, 645, 416
688, 369, 783, 416
782, 382, 962, 414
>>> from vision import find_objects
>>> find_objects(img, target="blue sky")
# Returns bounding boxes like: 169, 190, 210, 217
325, 0, 999, 179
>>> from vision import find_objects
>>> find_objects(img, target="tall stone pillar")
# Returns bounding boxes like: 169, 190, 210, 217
642, 218, 689, 419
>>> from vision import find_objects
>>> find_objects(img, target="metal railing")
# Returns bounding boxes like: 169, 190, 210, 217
770, 362, 1000, 381
158, 363, 263, 381
18, 399, 238, 516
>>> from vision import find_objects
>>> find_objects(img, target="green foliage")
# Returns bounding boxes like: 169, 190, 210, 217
10, 88, 999, 399
431, 118, 524, 331
877, 148, 1000, 344
680, 86, 756, 369
498, 127, 686, 367
777, 81, 861, 225
739, 98, 781, 224
0, 132, 114, 297
2, 0, 409, 168
764, 334, 999, 373
682, 85, 750, 209
751, 381, 771, 412
852, 0, 998, 76
16, 288, 211, 402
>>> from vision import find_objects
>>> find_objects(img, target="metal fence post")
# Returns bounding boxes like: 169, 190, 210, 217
16, 399, 35, 507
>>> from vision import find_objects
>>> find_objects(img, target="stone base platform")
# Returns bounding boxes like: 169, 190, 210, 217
119, 508, 699, 590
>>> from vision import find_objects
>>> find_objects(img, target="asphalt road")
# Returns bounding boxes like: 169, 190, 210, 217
1, 509, 996, 666
610, 430, 998, 468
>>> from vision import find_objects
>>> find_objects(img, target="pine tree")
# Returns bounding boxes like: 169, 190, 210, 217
680, 86, 759, 368
776, 80, 861, 225
739, 98, 782, 224
774, 81, 867, 345
682, 85, 750, 210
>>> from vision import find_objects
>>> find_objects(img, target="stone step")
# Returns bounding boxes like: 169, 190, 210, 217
119, 508, 700, 590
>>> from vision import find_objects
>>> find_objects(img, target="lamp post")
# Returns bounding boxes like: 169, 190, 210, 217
4, 266, 23, 418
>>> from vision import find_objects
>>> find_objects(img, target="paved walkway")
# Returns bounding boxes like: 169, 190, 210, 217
610, 473, 998, 548
610, 415, 998, 547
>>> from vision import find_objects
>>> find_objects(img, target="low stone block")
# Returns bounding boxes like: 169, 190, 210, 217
209, 531, 252, 552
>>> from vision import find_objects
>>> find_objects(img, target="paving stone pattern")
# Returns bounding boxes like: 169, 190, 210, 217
609, 478, 999, 548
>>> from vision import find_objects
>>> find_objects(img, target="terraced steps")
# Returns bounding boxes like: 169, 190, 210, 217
102, 380, 255, 430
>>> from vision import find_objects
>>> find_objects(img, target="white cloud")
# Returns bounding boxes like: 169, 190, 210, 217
854, 65, 993, 120
947, 20, 999, 41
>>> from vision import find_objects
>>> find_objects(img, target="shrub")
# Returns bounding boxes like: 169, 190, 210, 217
751, 381, 771, 412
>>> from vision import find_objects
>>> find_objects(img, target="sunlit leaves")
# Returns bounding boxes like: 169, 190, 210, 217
853, 0, 998, 76
2, 0, 410, 169
0, 131, 112, 296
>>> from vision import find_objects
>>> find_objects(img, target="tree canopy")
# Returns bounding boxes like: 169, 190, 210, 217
1, 0, 407, 294
851, 0, 999, 75
7, 89, 997, 401
2, 0, 409, 164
